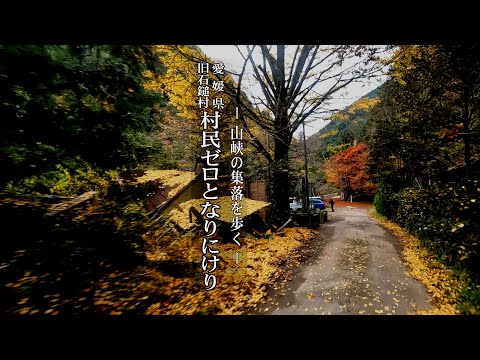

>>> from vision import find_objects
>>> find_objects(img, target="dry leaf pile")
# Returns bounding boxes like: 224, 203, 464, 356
168, 196, 270, 230
134, 170, 196, 198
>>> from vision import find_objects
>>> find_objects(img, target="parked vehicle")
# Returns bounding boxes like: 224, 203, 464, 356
289, 197, 326, 213
309, 198, 326, 211
289, 197, 303, 213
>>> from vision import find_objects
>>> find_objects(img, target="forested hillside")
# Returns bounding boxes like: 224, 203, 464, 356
306, 86, 380, 158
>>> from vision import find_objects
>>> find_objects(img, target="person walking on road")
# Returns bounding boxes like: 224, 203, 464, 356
329, 198, 335, 212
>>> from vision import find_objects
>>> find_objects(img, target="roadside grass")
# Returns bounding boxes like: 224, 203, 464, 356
369, 208, 387, 221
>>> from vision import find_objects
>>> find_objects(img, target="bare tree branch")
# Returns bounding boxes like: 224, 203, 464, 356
245, 45, 277, 109
286, 46, 313, 102
234, 46, 273, 162
286, 46, 301, 89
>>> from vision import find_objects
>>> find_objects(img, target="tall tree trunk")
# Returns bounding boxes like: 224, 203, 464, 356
267, 126, 291, 225
267, 62, 292, 225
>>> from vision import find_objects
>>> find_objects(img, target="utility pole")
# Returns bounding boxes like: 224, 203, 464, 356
302, 121, 310, 222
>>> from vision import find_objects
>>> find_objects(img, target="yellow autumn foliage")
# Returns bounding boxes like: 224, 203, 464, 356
169, 196, 270, 230
371, 211, 460, 315
144, 46, 236, 123
390, 45, 437, 85
319, 128, 339, 139
134, 170, 196, 198
143, 45, 272, 174
144, 46, 262, 162
331, 97, 380, 121
144, 227, 317, 315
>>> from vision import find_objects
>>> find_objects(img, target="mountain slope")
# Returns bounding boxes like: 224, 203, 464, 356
306, 85, 382, 159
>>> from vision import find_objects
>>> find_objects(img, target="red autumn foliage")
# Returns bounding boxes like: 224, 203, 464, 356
325, 143, 377, 196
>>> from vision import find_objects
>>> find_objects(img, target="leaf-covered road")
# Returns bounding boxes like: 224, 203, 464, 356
254, 206, 432, 315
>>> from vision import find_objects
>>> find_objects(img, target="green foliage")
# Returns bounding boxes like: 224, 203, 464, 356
369, 46, 480, 313
3, 156, 108, 196
0, 45, 170, 195
369, 45, 480, 191
122, 127, 178, 170
367, 45, 480, 314
373, 181, 398, 219
377, 180, 480, 274
369, 207, 387, 221
456, 274, 480, 315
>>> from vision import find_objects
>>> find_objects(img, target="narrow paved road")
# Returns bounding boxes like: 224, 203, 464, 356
254, 206, 432, 315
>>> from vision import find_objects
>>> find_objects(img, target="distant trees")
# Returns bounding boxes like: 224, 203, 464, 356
324, 143, 376, 199
305, 88, 380, 196
145, 45, 244, 174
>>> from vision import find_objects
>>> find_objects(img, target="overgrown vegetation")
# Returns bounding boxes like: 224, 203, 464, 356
0, 45, 174, 196
0, 45, 181, 314
369, 45, 480, 313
